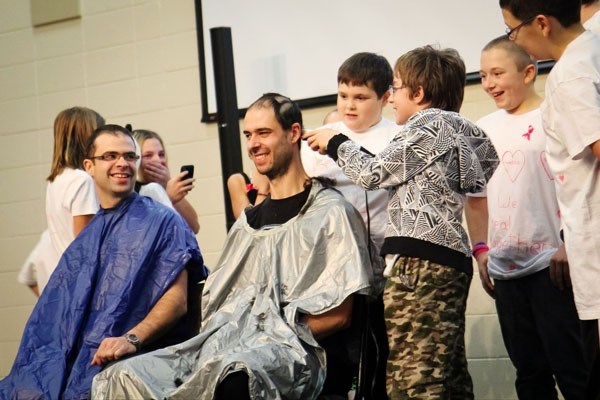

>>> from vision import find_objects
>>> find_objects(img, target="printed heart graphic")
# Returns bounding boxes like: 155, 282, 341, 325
502, 150, 524, 182
557, 174, 565, 183
539, 151, 554, 181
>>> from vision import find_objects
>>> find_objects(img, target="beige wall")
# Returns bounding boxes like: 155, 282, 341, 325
0, 0, 551, 398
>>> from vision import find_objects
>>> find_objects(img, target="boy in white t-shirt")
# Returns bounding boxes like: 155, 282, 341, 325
301, 52, 397, 253
499, 0, 600, 396
465, 36, 587, 399
301, 51, 396, 399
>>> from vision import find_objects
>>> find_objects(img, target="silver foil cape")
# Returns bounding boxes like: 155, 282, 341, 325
92, 182, 376, 399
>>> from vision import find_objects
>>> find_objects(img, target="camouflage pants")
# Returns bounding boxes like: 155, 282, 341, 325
383, 256, 473, 400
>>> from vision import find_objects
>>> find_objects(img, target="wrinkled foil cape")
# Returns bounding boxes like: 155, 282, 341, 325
92, 182, 375, 400
0, 193, 206, 400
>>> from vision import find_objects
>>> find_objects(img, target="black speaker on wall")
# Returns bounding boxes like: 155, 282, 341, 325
210, 27, 243, 231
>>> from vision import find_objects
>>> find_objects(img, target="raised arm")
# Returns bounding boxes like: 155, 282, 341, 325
91, 269, 188, 366
167, 170, 200, 234
227, 173, 251, 219
173, 199, 200, 234
304, 127, 451, 191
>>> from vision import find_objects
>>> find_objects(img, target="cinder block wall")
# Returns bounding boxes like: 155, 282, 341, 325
0, 1, 550, 398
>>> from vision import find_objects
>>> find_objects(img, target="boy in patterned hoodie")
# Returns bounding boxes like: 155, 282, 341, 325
304, 45, 498, 399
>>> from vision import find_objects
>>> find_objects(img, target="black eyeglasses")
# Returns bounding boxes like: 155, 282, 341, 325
89, 151, 140, 162
505, 16, 535, 40
389, 84, 405, 95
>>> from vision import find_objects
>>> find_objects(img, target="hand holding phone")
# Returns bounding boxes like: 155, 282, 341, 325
180, 165, 194, 179
168, 165, 195, 203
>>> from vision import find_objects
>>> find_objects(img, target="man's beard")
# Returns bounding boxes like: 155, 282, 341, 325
264, 151, 292, 181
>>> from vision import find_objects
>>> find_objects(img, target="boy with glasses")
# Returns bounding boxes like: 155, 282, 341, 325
499, 0, 600, 397
304, 46, 499, 399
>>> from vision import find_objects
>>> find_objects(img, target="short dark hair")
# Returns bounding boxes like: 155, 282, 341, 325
582, 0, 598, 4
86, 124, 135, 158
394, 45, 465, 113
499, 0, 581, 27
246, 93, 303, 148
337, 52, 393, 98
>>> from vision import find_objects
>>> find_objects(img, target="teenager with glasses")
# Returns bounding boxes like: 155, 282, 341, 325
466, 35, 587, 400
499, 0, 600, 397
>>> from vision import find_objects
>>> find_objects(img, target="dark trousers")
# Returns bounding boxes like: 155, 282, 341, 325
370, 294, 389, 400
581, 319, 600, 400
494, 268, 588, 400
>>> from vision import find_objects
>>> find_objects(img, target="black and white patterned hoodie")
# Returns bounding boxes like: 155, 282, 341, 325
326, 108, 499, 275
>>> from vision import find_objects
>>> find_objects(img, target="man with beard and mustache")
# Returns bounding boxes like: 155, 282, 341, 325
91, 94, 379, 400
0, 125, 207, 400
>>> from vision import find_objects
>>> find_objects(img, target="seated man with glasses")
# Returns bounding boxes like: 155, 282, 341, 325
0, 124, 208, 400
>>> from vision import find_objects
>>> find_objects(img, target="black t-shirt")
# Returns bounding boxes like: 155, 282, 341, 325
245, 184, 311, 229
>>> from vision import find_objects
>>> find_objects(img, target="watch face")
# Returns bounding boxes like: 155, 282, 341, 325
125, 333, 141, 349
127, 334, 139, 342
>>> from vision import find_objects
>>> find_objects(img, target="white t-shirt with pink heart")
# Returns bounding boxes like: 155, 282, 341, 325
475, 108, 562, 280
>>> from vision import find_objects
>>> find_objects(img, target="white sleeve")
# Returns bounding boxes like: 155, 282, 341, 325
17, 230, 51, 286
67, 171, 99, 216
139, 183, 174, 209
300, 140, 320, 177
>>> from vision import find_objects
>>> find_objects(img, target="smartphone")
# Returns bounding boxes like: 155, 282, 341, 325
180, 164, 194, 179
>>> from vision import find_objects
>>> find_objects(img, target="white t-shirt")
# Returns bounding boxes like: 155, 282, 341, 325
584, 10, 600, 34
476, 109, 561, 280
45, 168, 99, 288
542, 30, 600, 320
138, 182, 174, 209
17, 230, 53, 293
301, 118, 399, 252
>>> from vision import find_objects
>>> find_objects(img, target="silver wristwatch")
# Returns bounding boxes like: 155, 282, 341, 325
124, 333, 142, 352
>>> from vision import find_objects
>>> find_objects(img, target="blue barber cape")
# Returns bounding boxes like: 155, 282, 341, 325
0, 193, 206, 400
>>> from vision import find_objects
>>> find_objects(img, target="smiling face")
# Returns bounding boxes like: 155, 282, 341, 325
388, 75, 426, 125
337, 82, 388, 133
480, 47, 534, 114
243, 105, 297, 181
84, 132, 137, 208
